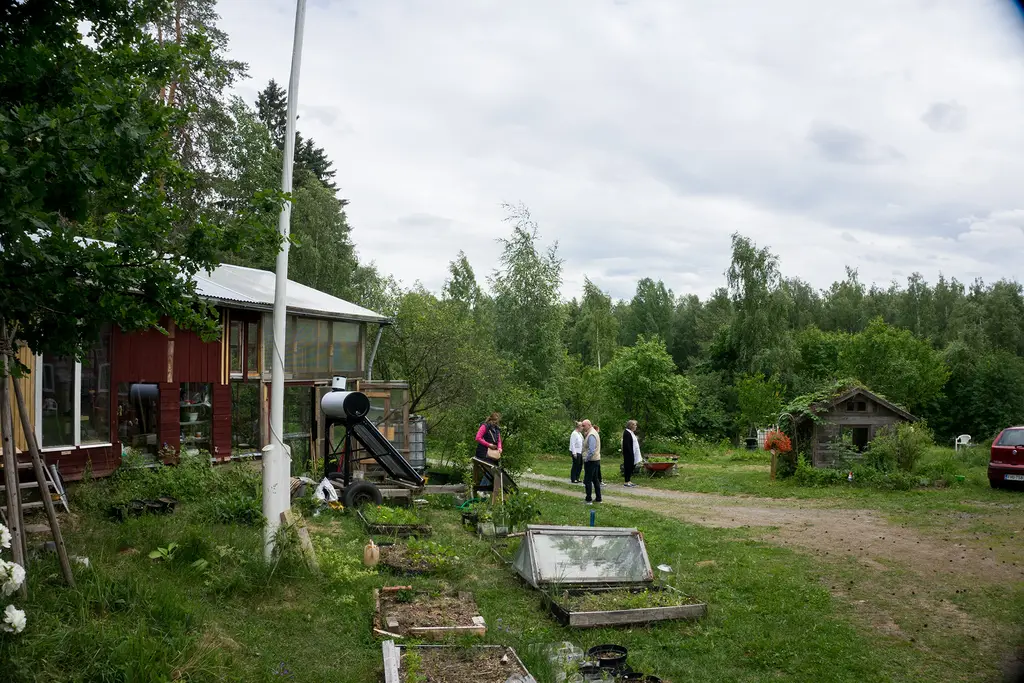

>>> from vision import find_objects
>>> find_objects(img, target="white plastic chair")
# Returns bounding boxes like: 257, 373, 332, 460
954, 434, 971, 452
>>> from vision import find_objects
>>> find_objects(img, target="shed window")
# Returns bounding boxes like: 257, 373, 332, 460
841, 425, 870, 452
180, 383, 212, 454
846, 401, 867, 412
231, 382, 260, 454
228, 321, 243, 376
39, 325, 112, 449
80, 325, 111, 445
246, 321, 260, 377
41, 355, 75, 448
263, 314, 362, 379
117, 383, 159, 454
331, 321, 360, 372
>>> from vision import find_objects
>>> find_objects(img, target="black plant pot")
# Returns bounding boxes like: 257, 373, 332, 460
587, 645, 628, 669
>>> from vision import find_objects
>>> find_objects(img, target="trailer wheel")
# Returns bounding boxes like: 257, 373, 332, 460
343, 481, 383, 508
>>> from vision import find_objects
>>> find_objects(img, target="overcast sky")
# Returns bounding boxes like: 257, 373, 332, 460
217, 0, 1024, 301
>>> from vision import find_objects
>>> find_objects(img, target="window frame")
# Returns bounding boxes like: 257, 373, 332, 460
34, 354, 112, 452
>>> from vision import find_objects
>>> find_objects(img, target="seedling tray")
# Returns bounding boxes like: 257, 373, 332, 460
544, 585, 707, 628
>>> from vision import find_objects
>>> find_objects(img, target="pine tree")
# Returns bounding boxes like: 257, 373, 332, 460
256, 79, 287, 149
255, 80, 339, 193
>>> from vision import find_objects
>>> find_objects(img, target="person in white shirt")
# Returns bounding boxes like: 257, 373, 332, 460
569, 422, 584, 483
622, 420, 643, 487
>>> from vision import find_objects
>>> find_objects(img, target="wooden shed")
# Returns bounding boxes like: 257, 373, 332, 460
2, 261, 413, 482
792, 386, 917, 468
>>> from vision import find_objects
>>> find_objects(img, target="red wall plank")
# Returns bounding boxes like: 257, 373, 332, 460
158, 382, 179, 451
113, 326, 168, 384
172, 328, 222, 384
50, 446, 118, 482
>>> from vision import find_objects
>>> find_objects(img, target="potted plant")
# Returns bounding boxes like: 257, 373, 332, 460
763, 430, 792, 480
476, 508, 495, 537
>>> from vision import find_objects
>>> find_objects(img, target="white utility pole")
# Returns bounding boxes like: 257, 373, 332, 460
265, 0, 307, 561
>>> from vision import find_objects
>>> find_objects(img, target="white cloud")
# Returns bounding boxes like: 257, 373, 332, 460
216, 0, 1024, 300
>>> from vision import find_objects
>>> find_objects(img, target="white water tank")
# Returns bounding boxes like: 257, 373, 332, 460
321, 390, 370, 420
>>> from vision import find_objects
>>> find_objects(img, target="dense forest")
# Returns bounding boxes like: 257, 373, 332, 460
88, 1, 1024, 467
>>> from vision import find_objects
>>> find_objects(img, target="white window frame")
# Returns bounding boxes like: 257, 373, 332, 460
34, 354, 112, 451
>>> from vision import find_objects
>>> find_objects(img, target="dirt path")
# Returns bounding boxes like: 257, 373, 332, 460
522, 473, 1024, 584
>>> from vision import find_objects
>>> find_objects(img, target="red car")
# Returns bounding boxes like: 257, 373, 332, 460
989, 427, 1024, 489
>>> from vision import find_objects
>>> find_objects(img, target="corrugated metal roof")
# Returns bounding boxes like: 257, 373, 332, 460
12, 233, 389, 323
195, 263, 390, 323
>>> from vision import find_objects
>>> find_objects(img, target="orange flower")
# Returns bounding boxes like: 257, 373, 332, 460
763, 430, 792, 453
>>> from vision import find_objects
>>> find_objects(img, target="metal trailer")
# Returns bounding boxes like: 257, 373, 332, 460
320, 378, 461, 507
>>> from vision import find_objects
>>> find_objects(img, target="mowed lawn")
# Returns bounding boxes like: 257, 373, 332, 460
3, 462, 1023, 682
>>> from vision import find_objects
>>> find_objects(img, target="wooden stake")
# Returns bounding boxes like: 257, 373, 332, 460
12, 376, 74, 586
0, 364, 27, 599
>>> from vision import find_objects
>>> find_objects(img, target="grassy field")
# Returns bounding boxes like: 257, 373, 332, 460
2, 456, 1022, 682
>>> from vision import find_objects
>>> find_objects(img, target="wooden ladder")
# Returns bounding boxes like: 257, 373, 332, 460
0, 461, 69, 519
0, 372, 76, 593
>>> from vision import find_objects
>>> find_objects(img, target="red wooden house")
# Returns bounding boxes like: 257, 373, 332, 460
6, 263, 411, 481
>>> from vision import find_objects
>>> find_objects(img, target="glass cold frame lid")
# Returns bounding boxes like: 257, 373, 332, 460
513, 525, 654, 587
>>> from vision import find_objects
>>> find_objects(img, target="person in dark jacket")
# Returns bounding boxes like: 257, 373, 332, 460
475, 412, 503, 461
622, 420, 642, 487
474, 412, 502, 490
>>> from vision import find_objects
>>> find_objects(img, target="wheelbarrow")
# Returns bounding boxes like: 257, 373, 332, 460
642, 461, 677, 477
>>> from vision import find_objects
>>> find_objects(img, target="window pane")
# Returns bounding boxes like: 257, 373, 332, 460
80, 325, 111, 444
284, 386, 313, 475
262, 313, 273, 376
41, 355, 75, 447
231, 382, 261, 453
293, 318, 317, 378
117, 383, 159, 455
331, 321, 360, 373
180, 382, 212, 454
228, 321, 243, 375
246, 321, 259, 376
317, 319, 331, 377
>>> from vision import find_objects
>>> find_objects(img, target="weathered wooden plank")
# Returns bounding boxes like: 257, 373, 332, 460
421, 485, 467, 494
280, 510, 320, 573
379, 488, 412, 499
566, 602, 707, 628
382, 641, 400, 683
406, 625, 487, 640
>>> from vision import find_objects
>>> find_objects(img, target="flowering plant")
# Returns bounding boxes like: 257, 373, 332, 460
763, 430, 792, 454
0, 523, 26, 635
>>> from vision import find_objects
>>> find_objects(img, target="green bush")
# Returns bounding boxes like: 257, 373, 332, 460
643, 435, 688, 456
793, 457, 919, 491
197, 489, 263, 526
865, 422, 933, 472
793, 457, 847, 487
914, 454, 961, 484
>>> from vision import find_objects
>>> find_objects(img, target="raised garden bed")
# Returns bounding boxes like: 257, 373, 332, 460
383, 643, 535, 683
378, 540, 460, 575
544, 585, 706, 628
374, 587, 486, 640
359, 506, 432, 538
